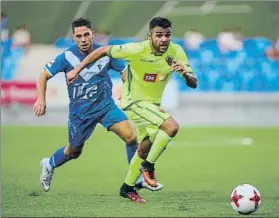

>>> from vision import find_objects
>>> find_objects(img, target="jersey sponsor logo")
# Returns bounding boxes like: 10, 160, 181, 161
143, 73, 157, 82
143, 73, 168, 82
72, 83, 98, 100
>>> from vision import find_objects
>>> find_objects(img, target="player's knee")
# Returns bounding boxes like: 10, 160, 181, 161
166, 123, 179, 137
137, 136, 152, 159
137, 148, 148, 159
65, 145, 84, 159
169, 123, 179, 137
71, 150, 82, 159
124, 131, 137, 146
161, 118, 179, 137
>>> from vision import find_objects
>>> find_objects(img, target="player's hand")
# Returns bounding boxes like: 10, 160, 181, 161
171, 63, 186, 74
67, 69, 79, 84
171, 62, 197, 88
33, 99, 46, 117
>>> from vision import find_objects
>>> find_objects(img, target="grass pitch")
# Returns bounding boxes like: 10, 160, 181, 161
1, 126, 278, 217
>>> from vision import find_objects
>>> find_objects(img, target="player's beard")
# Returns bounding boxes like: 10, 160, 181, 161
159, 44, 169, 52
151, 40, 169, 55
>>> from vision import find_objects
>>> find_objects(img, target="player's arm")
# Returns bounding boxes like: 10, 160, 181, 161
66, 46, 110, 83
33, 70, 51, 117
81, 46, 110, 70
33, 54, 64, 117
67, 43, 142, 83
172, 46, 198, 89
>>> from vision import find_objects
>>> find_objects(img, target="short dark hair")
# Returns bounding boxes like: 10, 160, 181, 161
149, 17, 172, 31
71, 17, 92, 33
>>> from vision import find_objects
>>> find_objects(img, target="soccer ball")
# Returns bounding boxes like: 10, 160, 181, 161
230, 184, 261, 215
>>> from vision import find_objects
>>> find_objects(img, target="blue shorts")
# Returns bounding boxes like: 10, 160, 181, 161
68, 103, 127, 147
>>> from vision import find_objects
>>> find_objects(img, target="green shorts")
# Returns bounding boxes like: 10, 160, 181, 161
124, 101, 171, 142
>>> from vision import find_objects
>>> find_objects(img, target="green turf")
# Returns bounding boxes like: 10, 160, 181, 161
1, 126, 279, 217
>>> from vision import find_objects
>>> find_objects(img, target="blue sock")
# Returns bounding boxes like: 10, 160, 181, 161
126, 143, 138, 164
49, 146, 69, 169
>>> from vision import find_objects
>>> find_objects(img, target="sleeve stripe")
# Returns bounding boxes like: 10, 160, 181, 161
44, 66, 54, 76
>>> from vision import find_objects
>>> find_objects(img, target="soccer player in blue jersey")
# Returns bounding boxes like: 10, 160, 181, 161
33, 17, 159, 202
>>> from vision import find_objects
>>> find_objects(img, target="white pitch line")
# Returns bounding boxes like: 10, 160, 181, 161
168, 136, 254, 148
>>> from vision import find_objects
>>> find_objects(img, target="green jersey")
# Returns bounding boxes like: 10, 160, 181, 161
108, 40, 192, 108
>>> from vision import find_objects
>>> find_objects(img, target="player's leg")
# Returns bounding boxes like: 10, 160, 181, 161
145, 117, 179, 164
126, 143, 138, 164
133, 127, 163, 191
138, 103, 179, 187
40, 115, 97, 192
109, 119, 157, 192
103, 106, 163, 188
100, 103, 140, 163
120, 135, 151, 203
100, 105, 149, 202
120, 102, 164, 188
115, 107, 162, 201
109, 120, 138, 163
108, 116, 163, 191
115, 124, 164, 193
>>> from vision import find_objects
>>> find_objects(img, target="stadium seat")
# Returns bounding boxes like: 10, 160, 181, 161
243, 39, 263, 57
253, 37, 272, 50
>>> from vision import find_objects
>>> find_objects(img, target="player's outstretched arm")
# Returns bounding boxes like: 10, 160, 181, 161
67, 46, 110, 84
79, 46, 110, 70
33, 70, 51, 117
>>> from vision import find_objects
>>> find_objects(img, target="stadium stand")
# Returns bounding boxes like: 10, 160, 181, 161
1, 39, 24, 81
110, 37, 279, 92
2, 37, 279, 93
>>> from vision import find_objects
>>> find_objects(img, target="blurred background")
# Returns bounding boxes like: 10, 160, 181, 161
1, 0, 279, 126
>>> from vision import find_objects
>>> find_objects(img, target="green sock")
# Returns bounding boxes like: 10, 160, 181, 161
146, 130, 173, 163
124, 151, 144, 186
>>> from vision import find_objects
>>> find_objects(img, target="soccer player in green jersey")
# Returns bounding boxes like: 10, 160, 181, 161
67, 17, 197, 202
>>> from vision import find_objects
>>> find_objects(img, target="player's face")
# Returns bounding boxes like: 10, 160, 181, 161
149, 27, 171, 54
73, 26, 94, 52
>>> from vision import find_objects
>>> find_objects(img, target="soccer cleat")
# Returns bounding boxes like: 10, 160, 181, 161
140, 167, 158, 187
135, 174, 164, 191
120, 184, 147, 203
40, 158, 54, 192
